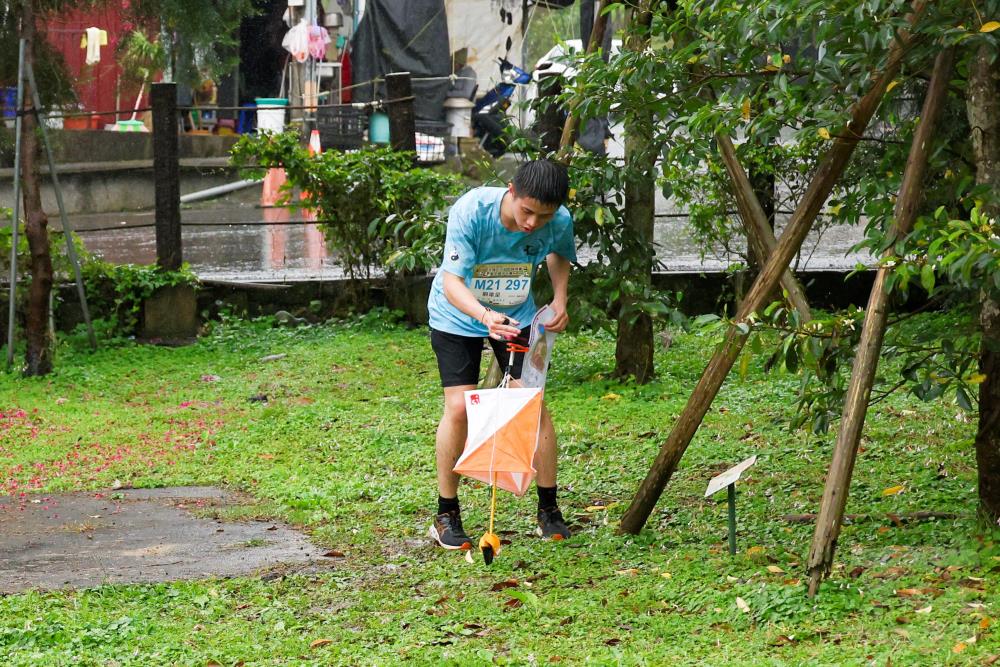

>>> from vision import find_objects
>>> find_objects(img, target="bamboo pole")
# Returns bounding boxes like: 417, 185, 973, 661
805, 47, 955, 596
618, 1, 928, 535
716, 133, 812, 322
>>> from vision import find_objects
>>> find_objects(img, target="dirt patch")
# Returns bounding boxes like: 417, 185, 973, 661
0, 486, 325, 593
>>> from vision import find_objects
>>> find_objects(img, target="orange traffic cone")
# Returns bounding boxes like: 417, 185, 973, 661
261, 167, 287, 207
301, 130, 323, 217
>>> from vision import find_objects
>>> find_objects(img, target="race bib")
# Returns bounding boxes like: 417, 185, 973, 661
470, 263, 532, 307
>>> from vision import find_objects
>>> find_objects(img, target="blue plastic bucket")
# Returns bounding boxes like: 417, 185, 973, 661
369, 112, 390, 144
2, 87, 17, 118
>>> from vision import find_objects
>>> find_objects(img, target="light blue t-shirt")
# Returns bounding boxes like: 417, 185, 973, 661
428, 186, 576, 337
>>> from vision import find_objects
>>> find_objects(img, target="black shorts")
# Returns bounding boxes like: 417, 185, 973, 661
430, 327, 531, 387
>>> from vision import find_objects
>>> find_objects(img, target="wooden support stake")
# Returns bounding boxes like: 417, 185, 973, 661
806, 47, 955, 596
152, 83, 182, 271
386, 72, 416, 156
716, 133, 812, 322
618, 1, 927, 535
557, 0, 611, 157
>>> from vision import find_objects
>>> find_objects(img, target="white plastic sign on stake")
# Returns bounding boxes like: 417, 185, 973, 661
704, 454, 757, 555
704, 454, 757, 498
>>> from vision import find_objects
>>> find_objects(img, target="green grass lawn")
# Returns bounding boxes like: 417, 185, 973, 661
1, 312, 998, 666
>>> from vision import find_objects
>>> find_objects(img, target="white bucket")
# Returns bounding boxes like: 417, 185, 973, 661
254, 98, 288, 134
444, 98, 474, 138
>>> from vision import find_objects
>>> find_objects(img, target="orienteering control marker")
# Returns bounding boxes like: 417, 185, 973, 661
704, 454, 757, 555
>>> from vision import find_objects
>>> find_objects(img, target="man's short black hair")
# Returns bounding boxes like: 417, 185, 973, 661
511, 159, 569, 206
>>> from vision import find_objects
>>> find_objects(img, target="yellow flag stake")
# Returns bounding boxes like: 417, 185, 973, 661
479, 341, 526, 565
480, 473, 501, 564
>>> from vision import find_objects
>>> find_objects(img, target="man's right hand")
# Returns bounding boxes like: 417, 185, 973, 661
482, 309, 521, 341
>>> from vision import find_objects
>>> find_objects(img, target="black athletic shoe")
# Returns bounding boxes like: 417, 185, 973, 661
429, 510, 472, 550
536, 506, 571, 540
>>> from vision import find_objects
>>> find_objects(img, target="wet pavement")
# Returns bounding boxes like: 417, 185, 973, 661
63, 199, 871, 283
0, 486, 326, 593
63, 199, 339, 283
53, 154, 872, 283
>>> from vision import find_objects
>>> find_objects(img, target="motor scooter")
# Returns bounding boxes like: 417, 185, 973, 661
472, 54, 532, 157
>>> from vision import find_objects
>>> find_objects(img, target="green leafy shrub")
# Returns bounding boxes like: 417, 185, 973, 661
230, 133, 462, 279
0, 220, 90, 317
81, 261, 199, 337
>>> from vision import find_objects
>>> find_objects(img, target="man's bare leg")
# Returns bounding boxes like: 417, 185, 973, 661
436, 384, 474, 498
534, 403, 557, 487
430, 384, 476, 549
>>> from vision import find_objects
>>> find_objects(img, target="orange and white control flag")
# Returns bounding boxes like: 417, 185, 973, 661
453, 387, 542, 496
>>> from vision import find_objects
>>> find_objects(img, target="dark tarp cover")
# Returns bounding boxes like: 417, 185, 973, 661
351, 0, 450, 121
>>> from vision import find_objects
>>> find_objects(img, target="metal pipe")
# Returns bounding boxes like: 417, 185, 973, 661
179, 178, 263, 204
727, 483, 737, 555
7, 39, 26, 369
25, 60, 97, 351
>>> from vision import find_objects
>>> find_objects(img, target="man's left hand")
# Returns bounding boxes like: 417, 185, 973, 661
545, 302, 569, 333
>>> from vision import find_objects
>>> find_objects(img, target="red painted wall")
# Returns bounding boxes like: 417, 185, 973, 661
42, 7, 146, 127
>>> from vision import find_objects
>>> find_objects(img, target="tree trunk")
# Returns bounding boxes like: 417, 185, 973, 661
618, 0, 927, 535
20, 0, 53, 376
967, 45, 1000, 523
613, 1, 656, 384
980, 298, 1000, 521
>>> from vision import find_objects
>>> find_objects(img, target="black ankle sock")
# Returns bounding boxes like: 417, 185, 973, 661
438, 495, 460, 515
537, 485, 557, 511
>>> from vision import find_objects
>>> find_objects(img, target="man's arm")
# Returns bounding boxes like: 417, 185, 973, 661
442, 272, 523, 339
544, 253, 571, 333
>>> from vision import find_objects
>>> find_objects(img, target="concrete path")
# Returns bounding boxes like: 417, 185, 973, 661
0, 487, 326, 593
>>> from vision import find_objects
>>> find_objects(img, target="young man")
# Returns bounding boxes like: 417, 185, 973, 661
427, 159, 576, 549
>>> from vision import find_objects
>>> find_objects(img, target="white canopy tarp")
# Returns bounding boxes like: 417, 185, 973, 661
445, 0, 526, 91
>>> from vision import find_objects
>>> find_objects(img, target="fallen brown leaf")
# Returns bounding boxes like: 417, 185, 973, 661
871, 566, 909, 579
958, 577, 986, 591
491, 579, 519, 592
310, 639, 333, 649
